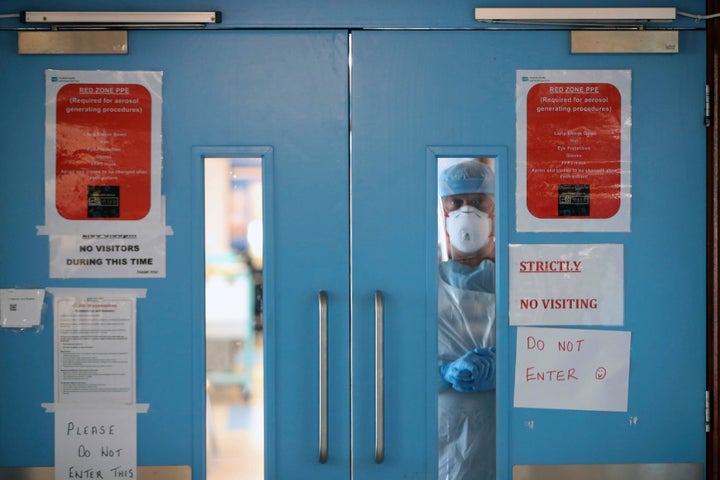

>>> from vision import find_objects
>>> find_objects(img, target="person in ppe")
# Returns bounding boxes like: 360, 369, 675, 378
437, 159, 496, 480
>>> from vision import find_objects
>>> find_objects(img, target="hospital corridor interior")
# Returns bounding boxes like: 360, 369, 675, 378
205, 332, 263, 480
204, 157, 264, 480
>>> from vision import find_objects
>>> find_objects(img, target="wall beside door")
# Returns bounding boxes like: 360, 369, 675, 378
0, 1, 709, 479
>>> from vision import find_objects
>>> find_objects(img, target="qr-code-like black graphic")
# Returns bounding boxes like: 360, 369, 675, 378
558, 184, 590, 216
88, 186, 120, 218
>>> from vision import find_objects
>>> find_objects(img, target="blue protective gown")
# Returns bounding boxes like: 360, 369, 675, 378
438, 259, 495, 480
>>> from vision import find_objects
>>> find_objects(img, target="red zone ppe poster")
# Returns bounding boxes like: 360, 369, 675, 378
55, 83, 152, 220
44, 70, 168, 279
526, 82, 620, 219
516, 70, 631, 232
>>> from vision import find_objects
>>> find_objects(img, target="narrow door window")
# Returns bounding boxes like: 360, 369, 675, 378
437, 157, 496, 480
205, 156, 264, 480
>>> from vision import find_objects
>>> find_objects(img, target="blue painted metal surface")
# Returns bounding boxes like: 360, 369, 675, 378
0, 1, 708, 479
0, 29, 351, 480
183, 31, 353, 480
352, 29, 706, 479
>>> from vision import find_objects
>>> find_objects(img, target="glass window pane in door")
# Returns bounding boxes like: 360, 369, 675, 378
205, 156, 264, 480
437, 157, 496, 480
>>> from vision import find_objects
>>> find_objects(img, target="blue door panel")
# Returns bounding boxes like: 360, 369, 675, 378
351, 29, 705, 479
175, 30, 353, 480
0, 30, 351, 480
0, 21, 706, 480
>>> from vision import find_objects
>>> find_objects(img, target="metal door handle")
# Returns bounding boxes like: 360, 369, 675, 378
318, 291, 328, 463
374, 291, 385, 463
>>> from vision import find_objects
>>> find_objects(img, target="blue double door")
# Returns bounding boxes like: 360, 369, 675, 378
0, 26, 705, 480
266, 28, 706, 479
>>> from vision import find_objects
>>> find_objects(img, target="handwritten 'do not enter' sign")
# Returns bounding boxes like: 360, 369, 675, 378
514, 327, 631, 412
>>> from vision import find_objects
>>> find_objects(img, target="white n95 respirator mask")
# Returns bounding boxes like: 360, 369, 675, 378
445, 206, 492, 253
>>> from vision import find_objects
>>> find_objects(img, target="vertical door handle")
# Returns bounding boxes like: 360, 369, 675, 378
374, 291, 385, 463
318, 291, 328, 464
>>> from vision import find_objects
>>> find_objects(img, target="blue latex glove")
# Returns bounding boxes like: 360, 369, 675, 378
440, 347, 496, 392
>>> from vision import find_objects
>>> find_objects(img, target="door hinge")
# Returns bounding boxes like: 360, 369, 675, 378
705, 84, 712, 127
707, 390, 711, 433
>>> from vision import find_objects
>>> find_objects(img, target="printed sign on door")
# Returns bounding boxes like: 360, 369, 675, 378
509, 244, 624, 326
43, 70, 164, 234
55, 83, 152, 220
516, 70, 631, 232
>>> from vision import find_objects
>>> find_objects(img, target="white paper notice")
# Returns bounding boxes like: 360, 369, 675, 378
514, 327, 631, 412
0, 289, 45, 328
509, 244, 623, 326
55, 407, 136, 480
43, 70, 164, 235
49, 233, 167, 278
54, 296, 136, 404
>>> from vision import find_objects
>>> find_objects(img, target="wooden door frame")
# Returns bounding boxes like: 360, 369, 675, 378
708, 0, 720, 476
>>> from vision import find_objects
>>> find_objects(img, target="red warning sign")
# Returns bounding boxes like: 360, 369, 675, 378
55, 83, 152, 220
526, 83, 621, 219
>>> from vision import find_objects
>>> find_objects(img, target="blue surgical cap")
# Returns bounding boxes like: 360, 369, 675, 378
439, 160, 494, 197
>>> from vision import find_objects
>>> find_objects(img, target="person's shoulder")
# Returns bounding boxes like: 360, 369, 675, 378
440, 259, 495, 292
477, 258, 495, 269
438, 260, 455, 284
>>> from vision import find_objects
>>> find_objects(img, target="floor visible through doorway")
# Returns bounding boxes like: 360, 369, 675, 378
207, 333, 264, 480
